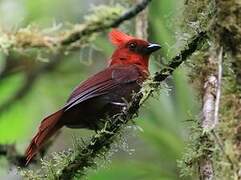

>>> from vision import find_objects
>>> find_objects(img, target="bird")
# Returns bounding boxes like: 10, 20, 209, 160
25, 29, 161, 164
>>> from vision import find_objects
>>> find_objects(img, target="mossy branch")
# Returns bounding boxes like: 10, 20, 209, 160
0, 0, 152, 53
21, 31, 207, 180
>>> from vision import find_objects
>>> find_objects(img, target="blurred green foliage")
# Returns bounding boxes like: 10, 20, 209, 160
0, 0, 199, 179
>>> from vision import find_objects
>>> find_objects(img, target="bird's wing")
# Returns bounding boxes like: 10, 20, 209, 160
64, 65, 141, 111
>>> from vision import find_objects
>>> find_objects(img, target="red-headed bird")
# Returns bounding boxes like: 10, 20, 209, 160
25, 29, 161, 164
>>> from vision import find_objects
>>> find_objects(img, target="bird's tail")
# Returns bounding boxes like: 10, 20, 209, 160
25, 110, 64, 165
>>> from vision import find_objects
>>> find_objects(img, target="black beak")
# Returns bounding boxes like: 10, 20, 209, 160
146, 43, 161, 54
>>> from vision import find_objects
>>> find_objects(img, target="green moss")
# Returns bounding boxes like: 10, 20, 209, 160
181, 0, 215, 36
180, 0, 241, 179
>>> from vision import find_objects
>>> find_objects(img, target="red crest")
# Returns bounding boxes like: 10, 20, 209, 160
108, 29, 134, 46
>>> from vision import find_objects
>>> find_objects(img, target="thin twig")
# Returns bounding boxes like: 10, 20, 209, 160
199, 47, 224, 180
210, 47, 234, 170
214, 46, 223, 126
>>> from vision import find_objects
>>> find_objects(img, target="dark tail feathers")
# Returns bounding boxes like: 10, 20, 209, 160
25, 110, 63, 165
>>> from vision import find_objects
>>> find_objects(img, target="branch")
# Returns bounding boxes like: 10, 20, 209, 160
0, 0, 152, 52
214, 47, 222, 127
0, 0, 152, 115
33, 31, 206, 180
198, 51, 218, 180
61, 0, 152, 46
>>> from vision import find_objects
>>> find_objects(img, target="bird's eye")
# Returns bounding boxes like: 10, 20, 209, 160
128, 42, 137, 50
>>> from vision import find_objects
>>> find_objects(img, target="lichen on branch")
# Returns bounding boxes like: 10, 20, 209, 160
0, 5, 125, 54
0, 0, 153, 55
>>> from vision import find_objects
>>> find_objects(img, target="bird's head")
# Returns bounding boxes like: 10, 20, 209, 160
108, 29, 161, 70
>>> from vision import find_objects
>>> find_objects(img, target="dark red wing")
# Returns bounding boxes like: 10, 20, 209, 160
64, 64, 141, 111
24, 65, 142, 164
